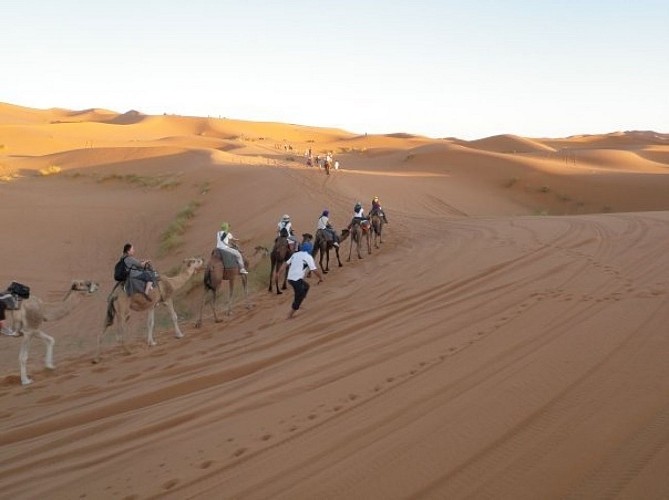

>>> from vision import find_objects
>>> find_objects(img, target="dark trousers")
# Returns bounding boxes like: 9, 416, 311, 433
288, 279, 310, 310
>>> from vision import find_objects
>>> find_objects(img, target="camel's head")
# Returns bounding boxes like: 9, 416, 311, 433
70, 280, 100, 294
183, 257, 205, 273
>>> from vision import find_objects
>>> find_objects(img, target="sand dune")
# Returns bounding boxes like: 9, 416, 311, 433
466, 134, 556, 154
1, 103, 669, 499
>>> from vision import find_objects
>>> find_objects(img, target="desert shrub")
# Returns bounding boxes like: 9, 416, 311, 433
159, 201, 201, 255
39, 165, 62, 176
97, 173, 181, 189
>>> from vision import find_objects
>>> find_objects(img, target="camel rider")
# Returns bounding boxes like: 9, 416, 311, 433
347, 202, 367, 230
216, 222, 248, 274
370, 195, 389, 223
122, 243, 159, 299
317, 209, 340, 248
277, 214, 298, 251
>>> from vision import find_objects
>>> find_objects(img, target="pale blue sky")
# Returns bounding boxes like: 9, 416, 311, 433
2, 0, 667, 139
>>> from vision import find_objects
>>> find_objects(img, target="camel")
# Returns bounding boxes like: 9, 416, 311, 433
94, 256, 203, 363
347, 219, 372, 261
269, 236, 293, 294
370, 213, 384, 248
195, 245, 265, 327
5, 280, 100, 386
313, 228, 350, 273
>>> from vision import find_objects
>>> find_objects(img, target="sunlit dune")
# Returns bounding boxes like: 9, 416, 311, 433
466, 133, 556, 154
1, 103, 669, 499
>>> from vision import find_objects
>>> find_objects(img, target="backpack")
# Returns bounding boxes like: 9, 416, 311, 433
114, 257, 129, 282
8, 281, 30, 299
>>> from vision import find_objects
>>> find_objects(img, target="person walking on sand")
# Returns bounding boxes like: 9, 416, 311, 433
278, 241, 324, 319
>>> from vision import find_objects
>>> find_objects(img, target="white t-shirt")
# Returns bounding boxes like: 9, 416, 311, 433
286, 251, 317, 281
354, 208, 365, 218
216, 230, 234, 249
278, 220, 292, 234
317, 215, 329, 230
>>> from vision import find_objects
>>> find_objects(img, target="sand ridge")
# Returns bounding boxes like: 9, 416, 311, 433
1, 103, 669, 499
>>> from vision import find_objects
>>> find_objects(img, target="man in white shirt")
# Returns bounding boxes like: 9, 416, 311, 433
279, 241, 324, 319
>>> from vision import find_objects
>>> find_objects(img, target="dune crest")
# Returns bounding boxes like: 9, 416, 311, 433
1, 102, 669, 499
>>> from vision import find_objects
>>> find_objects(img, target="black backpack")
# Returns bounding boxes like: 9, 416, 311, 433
113, 258, 129, 282
8, 281, 30, 299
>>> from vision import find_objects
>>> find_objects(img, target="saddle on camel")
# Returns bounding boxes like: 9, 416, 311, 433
0, 281, 30, 336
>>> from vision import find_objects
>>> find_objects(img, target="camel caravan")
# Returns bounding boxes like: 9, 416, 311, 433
0, 197, 388, 386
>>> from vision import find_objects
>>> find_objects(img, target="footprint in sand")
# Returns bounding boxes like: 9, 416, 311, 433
162, 479, 179, 490
199, 460, 214, 469
261, 434, 272, 441
37, 394, 61, 403
232, 448, 247, 457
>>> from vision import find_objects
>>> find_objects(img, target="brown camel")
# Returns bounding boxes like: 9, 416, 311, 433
313, 228, 350, 273
195, 246, 264, 328
347, 219, 372, 261
370, 213, 384, 248
94, 256, 203, 363
269, 236, 293, 294
6, 280, 100, 386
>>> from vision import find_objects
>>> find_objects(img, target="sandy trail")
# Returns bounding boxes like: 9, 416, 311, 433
1, 104, 669, 499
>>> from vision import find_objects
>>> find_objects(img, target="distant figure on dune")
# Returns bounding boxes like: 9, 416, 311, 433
278, 241, 324, 319
216, 222, 248, 274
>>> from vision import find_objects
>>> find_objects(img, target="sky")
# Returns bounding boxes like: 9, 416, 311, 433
2, 0, 668, 140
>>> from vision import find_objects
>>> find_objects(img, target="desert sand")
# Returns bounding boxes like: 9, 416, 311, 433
1, 102, 668, 499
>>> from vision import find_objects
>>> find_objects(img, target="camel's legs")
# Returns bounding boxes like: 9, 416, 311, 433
196, 287, 219, 328
19, 331, 34, 385
210, 289, 221, 323
146, 308, 157, 346
164, 298, 183, 339
37, 330, 56, 370
226, 280, 235, 315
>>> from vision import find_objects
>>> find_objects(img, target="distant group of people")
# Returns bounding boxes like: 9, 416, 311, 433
114, 195, 389, 320
305, 149, 339, 171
